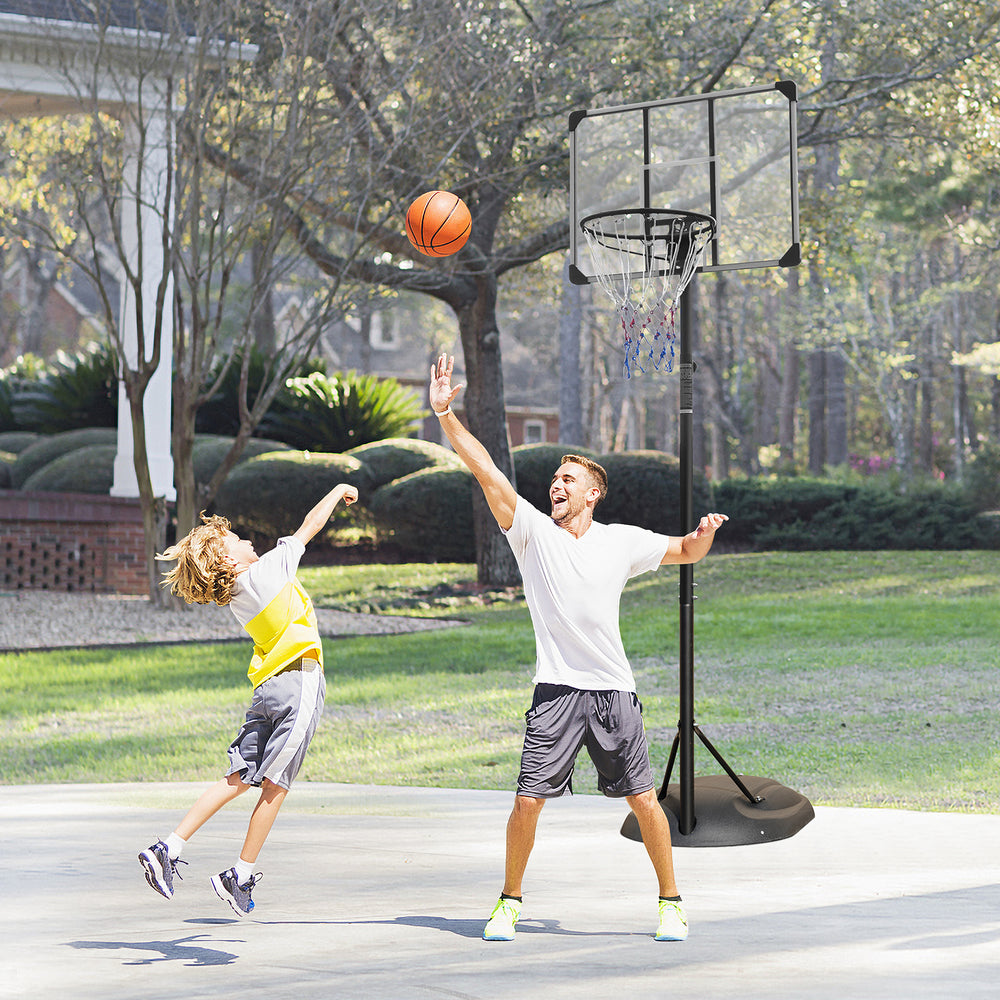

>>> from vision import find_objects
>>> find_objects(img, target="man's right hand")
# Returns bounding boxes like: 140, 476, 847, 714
429, 354, 464, 415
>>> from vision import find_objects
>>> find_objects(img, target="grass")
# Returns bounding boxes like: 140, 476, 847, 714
1, 550, 998, 813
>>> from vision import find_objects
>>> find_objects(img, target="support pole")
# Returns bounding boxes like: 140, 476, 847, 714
622, 273, 814, 847
677, 289, 696, 834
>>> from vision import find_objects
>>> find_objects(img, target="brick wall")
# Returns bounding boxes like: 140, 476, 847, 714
0, 491, 148, 595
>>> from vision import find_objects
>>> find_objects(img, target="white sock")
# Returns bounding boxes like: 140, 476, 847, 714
233, 858, 254, 884
165, 833, 187, 860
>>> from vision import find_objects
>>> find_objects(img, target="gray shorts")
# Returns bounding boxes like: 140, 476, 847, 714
226, 658, 325, 790
516, 683, 655, 798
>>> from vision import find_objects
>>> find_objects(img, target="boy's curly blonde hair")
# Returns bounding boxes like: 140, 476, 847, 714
156, 512, 239, 606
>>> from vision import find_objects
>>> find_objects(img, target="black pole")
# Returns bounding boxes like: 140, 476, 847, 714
677, 285, 696, 835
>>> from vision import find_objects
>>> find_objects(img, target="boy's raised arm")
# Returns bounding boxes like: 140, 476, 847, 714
293, 483, 359, 547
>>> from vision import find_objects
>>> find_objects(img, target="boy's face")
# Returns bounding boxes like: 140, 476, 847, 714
221, 530, 259, 572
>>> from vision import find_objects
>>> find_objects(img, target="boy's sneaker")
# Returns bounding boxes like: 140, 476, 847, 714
655, 897, 689, 941
211, 868, 262, 916
138, 840, 186, 899
483, 895, 521, 941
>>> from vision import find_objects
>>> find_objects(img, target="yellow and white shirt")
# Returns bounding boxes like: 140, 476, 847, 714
227, 536, 323, 688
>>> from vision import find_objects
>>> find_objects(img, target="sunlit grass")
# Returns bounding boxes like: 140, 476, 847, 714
2, 551, 998, 811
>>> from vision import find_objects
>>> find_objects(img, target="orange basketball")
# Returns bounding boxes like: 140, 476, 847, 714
405, 190, 472, 257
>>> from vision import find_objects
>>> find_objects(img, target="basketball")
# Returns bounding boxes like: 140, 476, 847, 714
405, 190, 472, 257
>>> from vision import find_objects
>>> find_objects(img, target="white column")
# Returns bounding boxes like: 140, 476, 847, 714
111, 104, 175, 500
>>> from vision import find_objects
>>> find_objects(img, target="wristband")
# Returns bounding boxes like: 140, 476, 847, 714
434, 407, 452, 417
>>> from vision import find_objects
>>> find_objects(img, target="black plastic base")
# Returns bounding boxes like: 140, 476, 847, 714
621, 775, 814, 848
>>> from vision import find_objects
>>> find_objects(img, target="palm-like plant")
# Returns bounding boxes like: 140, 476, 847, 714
10, 342, 116, 432
260, 371, 425, 453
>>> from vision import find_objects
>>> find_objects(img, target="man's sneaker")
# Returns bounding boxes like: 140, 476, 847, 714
655, 897, 689, 941
138, 840, 186, 899
483, 895, 521, 941
211, 868, 262, 916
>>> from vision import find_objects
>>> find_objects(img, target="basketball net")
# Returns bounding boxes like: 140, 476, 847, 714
581, 210, 715, 378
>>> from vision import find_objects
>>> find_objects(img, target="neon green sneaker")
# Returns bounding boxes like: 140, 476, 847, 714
655, 898, 689, 941
483, 895, 521, 941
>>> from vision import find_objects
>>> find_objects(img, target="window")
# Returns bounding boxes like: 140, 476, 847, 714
369, 312, 399, 349
523, 420, 546, 444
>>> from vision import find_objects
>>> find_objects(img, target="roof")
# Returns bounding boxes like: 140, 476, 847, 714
0, 0, 173, 31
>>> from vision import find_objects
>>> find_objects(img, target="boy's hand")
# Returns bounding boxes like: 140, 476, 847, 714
340, 484, 359, 506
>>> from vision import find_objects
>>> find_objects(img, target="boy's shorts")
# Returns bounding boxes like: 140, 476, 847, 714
226, 657, 325, 790
516, 683, 654, 798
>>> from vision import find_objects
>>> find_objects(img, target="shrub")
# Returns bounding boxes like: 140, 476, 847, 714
0, 431, 40, 453
191, 435, 291, 489
1, 353, 51, 431
21, 445, 117, 494
347, 437, 462, 490
369, 466, 476, 561
12, 341, 117, 433
965, 442, 1000, 512
0, 375, 15, 432
10, 428, 118, 488
213, 451, 371, 543
715, 476, 999, 550
597, 450, 712, 535
0, 451, 13, 488
260, 371, 425, 452
512, 443, 602, 513
196, 347, 323, 436
713, 477, 850, 548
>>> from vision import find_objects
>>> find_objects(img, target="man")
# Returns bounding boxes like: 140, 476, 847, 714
429, 354, 728, 943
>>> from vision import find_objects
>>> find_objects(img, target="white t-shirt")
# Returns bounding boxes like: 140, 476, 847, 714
502, 497, 670, 692
228, 536, 306, 629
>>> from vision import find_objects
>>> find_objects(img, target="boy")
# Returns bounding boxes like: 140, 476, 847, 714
138, 482, 358, 916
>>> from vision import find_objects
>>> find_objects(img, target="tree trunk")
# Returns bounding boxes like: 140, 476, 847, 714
825, 348, 848, 468
456, 280, 520, 588
778, 267, 801, 471
807, 350, 826, 474
125, 383, 172, 607
251, 243, 277, 354
992, 377, 1000, 441
918, 373, 934, 474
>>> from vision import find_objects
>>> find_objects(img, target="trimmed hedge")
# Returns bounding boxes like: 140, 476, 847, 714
597, 450, 712, 535
714, 477, 1000, 550
369, 466, 476, 561
22, 444, 117, 493
191, 435, 291, 487
512, 443, 601, 513
214, 451, 372, 542
0, 451, 13, 488
347, 437, 462, 490
10, 428, 118, 488
0, 431, 40, 454
965, 442, 1000, 512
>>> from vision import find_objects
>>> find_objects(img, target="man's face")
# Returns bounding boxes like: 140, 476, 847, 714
221, 530, 258, 570
549, 462, 596, 525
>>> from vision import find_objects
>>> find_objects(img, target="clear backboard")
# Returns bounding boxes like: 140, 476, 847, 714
568, 81, 799, 284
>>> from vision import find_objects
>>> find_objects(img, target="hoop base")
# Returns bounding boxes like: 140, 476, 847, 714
620, 775, 815, 848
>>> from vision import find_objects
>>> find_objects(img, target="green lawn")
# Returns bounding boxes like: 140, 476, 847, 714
2, 551, 998, 813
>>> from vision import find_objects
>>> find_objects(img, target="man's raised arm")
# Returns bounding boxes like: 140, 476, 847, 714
429, 354, 517, 531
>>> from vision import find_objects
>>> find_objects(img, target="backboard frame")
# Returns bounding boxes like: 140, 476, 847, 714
568, 80, 800, 285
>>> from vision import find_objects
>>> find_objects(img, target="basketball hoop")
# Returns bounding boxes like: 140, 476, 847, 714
581, 209, 715, 378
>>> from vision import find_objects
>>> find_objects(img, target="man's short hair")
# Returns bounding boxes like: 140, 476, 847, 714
561, 453, 608, 505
